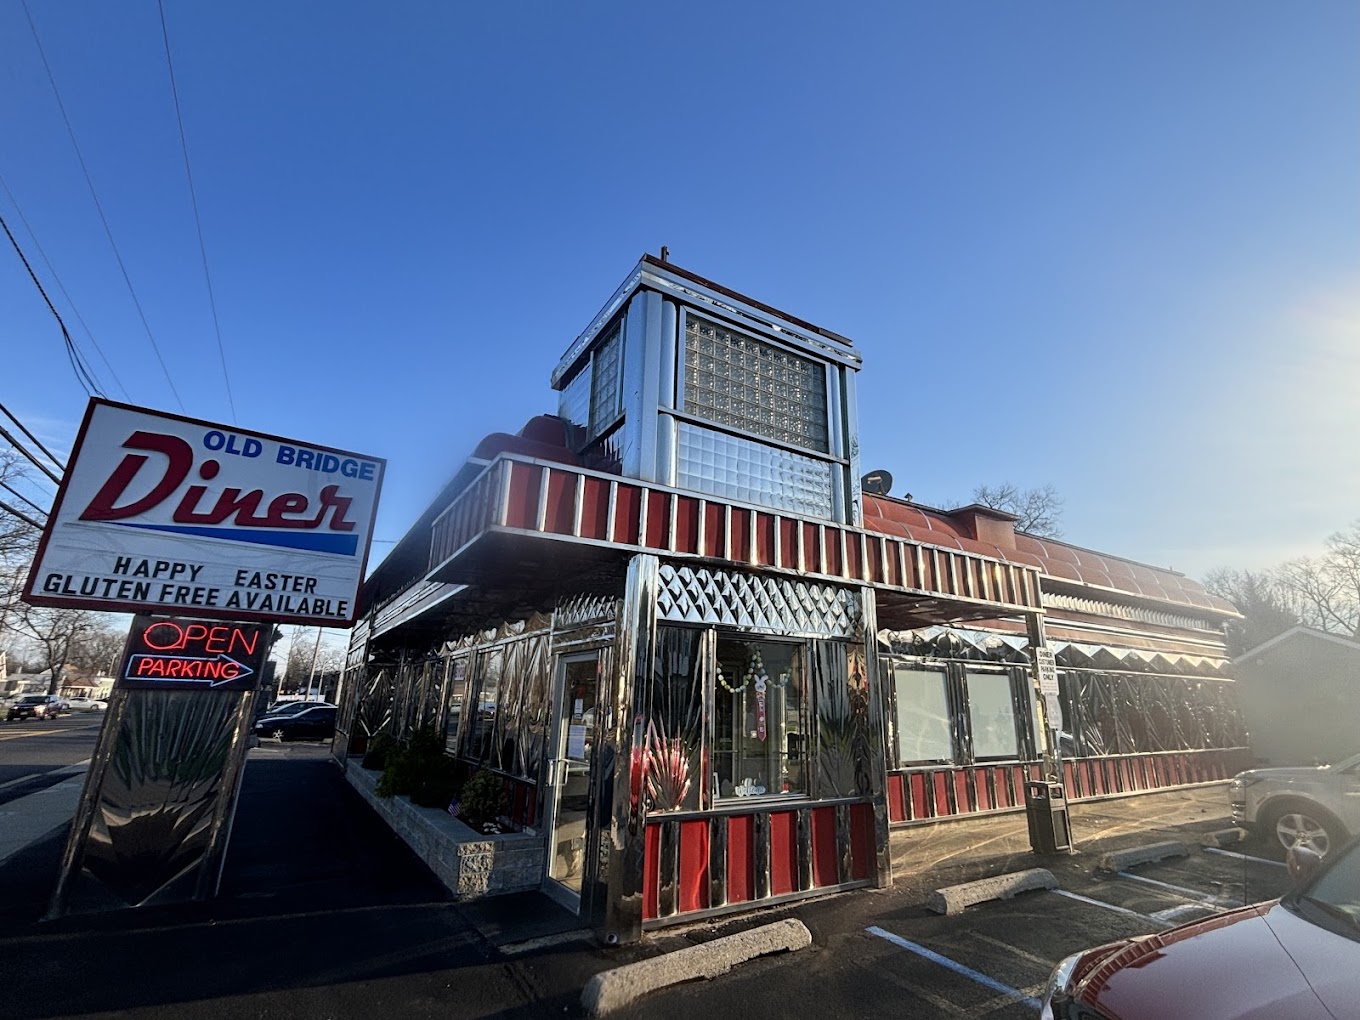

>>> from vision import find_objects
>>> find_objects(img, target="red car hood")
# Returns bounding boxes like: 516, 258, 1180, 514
1074, 901, 1355, 1019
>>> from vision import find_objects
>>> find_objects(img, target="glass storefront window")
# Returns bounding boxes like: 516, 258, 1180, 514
713, 638, 809, 799
892, 666, 954, 764
967, 671, 1019, 760
444, 657, 469, 755
466, 648, 504, 763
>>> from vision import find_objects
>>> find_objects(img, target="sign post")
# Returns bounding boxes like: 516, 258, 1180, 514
34, 399, 383, 917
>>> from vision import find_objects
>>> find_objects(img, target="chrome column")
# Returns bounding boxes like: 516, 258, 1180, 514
596, 553, 659, 944
862, 588, 893, 888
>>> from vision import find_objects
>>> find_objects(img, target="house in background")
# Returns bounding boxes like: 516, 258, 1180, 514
1233, 626, 1360, 767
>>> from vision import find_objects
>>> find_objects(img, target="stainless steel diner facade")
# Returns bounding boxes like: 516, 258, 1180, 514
333, 255, 1245, 944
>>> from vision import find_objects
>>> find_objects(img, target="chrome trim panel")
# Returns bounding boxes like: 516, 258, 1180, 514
656, 564, 863, 639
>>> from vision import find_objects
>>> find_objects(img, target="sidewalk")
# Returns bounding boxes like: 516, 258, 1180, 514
0, 763, 87, 866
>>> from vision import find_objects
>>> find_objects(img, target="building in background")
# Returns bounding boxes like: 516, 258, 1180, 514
336, 255, 1246, 942
1233, 626, 1360, 767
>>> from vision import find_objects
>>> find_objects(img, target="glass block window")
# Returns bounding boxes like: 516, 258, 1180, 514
589, 325, 623, 436
677, 422, 834, 519
684, 314, 829, 454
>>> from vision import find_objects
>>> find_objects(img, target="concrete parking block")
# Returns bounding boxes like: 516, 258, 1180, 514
580, 918, 812, 1016
1097, 840, 1190, 872
926, 868, 1058, 915
1200, 827, 1246, 848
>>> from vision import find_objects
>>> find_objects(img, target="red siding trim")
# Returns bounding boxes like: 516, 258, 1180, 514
615, 484, 642, 544
678, 820, 710, 914
645, 491, 670, 549
579, 476, 611, 541
811, 807, 839, 888
888, 772, 907, 822
505, 463, 542, 530
849, 803, 875, 881
933, 772, 952, 816
910, 772, 929, 819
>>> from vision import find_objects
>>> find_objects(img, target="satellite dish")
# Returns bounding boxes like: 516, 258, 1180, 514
861, 470, 892, 496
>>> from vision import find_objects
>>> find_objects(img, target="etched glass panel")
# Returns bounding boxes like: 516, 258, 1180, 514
684, 314, 828, 453
814, 641, 872, 797
558, 366, 591, 451
676, 422, 834, 519
443, 657, 468, 756
467, 648, 504, 764
643, 626, 704, 812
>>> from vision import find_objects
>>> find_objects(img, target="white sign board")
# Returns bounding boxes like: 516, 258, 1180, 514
1034, 646, 1059, 696
24, 400, 384, 627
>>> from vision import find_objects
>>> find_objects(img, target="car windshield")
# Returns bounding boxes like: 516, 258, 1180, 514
19, 696, 45, 704
1325, 752, 1360, 772
1289, 841, 1360, 941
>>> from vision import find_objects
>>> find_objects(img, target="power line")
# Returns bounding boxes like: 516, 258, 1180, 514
0, 399, 66, 472
0, 479, 47, 517
0, 211, 104, 398
0, 498, 45, 532
157, 0, 236, 424
21, 0, 186, 413
0, 424, 62, 486
0, 171, 132, 401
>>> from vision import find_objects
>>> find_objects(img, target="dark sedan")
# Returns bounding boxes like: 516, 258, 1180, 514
254, 704, 337, 742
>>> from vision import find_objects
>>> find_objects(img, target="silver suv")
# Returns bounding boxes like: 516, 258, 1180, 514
1231, 752, 1360, 858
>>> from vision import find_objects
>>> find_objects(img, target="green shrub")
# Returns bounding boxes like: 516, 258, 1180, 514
361, 732, 398, 771
375, 727, 447, 800
412, 754, 461, 809
458, 768, 508, 828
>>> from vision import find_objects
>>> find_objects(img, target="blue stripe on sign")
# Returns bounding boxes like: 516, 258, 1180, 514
109, 521, 359, 556
866, 925, 1042, 1010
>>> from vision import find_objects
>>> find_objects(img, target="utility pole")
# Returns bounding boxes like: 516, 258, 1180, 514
306, 627, 322, 702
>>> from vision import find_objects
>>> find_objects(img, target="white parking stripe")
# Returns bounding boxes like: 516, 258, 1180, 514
867, 926, 1042, 1011
1051, 889, 1162, 924
1117, 871, 1242, 908
1204, 846, 1287, 869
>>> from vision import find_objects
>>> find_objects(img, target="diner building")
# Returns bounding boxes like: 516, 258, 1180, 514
334, 255, 1246, 944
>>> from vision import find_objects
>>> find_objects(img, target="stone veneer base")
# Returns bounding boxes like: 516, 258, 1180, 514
344, 758, 546, 900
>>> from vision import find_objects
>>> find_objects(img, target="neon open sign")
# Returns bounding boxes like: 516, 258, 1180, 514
117, 614, 270, 691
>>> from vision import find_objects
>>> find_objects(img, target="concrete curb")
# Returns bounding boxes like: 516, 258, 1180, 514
926, 868, 1058, 915
581, 918, 811, 1016
1098, 840, 1190, 872
1200, 828, 1246, 848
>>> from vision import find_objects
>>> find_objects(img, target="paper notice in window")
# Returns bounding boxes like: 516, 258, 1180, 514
567, 724, 587, 759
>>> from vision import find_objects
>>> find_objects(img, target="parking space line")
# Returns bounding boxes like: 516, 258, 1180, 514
1204, 846, 1287, 869
866, 925, 1042, 1011
1117, 871, 1242, 908
968, 930, 1055, 970
1050, 889, 1159, 924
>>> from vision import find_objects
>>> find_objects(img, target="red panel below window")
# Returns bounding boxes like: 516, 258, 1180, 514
888, 772, 907, 822
674, 497, 700, 555
678, 820, 710, 914
613, 484, 642, 545
909, 772, 929, 819
505, 463, 543, 530
811, 807, 839, 888
643, 824, 660, 921
975, 769, 993, 811
933, 772, 952, 816
770, 811, 798, 896
727, 815, 754, 904
754, 513, 776, 567
953, 771, 971, 813
544, 470, 578, 535
578, 477, 611, 541
645, 491, 670, 549
703, 503, 726, 559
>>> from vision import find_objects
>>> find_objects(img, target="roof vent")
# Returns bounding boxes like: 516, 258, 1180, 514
861, 469, 892, 496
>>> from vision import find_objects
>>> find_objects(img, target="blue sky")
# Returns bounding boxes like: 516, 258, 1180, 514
2, 0, 1357, 599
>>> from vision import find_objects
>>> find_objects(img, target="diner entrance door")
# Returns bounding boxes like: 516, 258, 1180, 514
542, 651, 601, 910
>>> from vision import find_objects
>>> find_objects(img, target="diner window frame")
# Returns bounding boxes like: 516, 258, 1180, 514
889, 661, 959, 767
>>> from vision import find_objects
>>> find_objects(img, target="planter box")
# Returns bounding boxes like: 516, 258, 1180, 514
345, 759, 546, 899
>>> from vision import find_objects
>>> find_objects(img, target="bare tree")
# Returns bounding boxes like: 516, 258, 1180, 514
7, 603, 96, 695
1276, 521, 1360, 639
283, 628, 345, 692
970, 482, 1065, 538
1203, 567, 1299, 656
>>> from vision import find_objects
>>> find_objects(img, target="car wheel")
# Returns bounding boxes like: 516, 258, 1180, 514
1263, 800, 1346, 859
272, 728, 287, 742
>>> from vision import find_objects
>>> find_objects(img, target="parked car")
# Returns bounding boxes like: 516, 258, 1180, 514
256, 701, 337, 725
65, 696, 106, 712
1040, 841, 1360, 1019
6, 694, 65, 721
254, 704, 337, 742
1231, 752, 1360, 859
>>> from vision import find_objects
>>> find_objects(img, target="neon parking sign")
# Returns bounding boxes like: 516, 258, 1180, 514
23, 399, 385, 627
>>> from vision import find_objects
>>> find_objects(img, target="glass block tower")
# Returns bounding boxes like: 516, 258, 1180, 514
551, 255, 864, 526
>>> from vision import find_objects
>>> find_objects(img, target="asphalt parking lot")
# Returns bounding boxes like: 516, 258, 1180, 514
608, 794, 1294, 1020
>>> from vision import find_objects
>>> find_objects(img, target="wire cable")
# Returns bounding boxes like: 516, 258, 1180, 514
0, 479, 47, 517
21, 0, 186, 412
0, 399, 66, 472
1, 211, 104, 398
0, 171, 132, 401
157, 0, 236, 423
0, 422, 62, 486
0, 498, 45, 532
